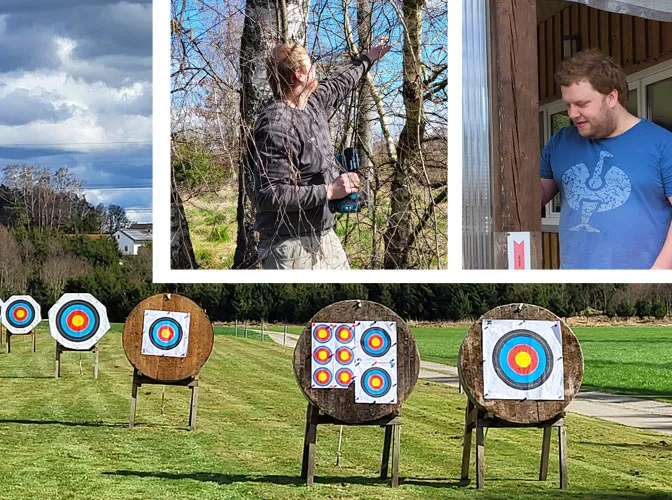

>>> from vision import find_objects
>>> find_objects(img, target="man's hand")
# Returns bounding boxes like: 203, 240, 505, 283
327, 172, 360, 200
366, 38, 391, 62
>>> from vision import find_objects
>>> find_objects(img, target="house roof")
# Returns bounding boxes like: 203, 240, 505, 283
116, 228, 152, 243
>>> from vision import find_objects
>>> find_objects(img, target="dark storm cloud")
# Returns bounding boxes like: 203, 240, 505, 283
0, 0, 152, 74
0, 89, 75, 125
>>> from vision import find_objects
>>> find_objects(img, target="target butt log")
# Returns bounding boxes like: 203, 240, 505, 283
459, 304, 583, 425
122, 294, 214, 382
293, 300, 420, 424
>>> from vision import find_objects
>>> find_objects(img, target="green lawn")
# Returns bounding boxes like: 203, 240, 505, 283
0, 326, 671, 499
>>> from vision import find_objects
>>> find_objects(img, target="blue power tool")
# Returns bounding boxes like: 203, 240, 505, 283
328, 147, 367, 213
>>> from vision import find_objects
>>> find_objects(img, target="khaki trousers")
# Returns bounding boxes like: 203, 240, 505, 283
258, 229, 350, 270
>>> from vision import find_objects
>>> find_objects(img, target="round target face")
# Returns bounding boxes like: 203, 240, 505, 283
313, 367, 333, 387
312, 324, 332, 343
335, 347, 353, 365
148, 317, 184, 351
55, 300, 100, 342
360, 327, 391, 357
335, 368, 354, 387
3, 296, 41, 334
313, 346, 333, 365
335, 324, 354, 343
360, 367, 392, 398
492, 330, 554, 391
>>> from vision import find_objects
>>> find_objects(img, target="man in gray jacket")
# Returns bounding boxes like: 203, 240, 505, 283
251, 41, 390, 269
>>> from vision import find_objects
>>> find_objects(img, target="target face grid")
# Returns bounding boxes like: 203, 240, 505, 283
142, 310, 191, 358
2, 295, 41, 334
483, 319, 564, 400
354, 321, 398, 404
48, 293, 111, 350
311, 323, 356, 389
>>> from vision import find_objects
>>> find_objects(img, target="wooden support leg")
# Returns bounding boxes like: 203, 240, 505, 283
94, 345, 99, 379
129, 370, 139, 429
301, 404, 318, 486
188, 380, 199, 430
6, 332, 10, 354
390, 424, 401, 488
539, 426, 552, 480
31, 329, 36, 353
380, 425, 393, 479
55, 344, 61, 379
461, 402, 475, 481
476, 421, 485, 489
558, 424, 568, 489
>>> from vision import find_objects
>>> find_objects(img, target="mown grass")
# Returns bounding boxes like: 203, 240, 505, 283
0, 325, 671, 499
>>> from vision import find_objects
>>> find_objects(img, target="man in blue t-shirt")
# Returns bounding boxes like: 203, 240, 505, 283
541, 49, 672, 269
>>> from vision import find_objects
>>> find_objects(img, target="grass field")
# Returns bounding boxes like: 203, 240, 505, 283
250, 323, 672, 400
0, 325, 671, 499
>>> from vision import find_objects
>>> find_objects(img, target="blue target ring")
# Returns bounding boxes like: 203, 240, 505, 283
6, 300, 35, 328
360, 367, 392, 398
493, 330, 554, 391
360, 327, 391, 357
56, 300, 99, 342
148, 318, 183, 351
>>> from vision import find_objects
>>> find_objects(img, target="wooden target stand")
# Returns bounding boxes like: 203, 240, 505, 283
55, 342, 100, 379
122, 294, 213, 431
294, 300, 420, 487
458, 304, 583, 489
5, 329, 36, 354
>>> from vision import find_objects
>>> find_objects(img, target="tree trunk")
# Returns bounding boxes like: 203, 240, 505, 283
384, 0, 424, 269
171, 183, 197, 269
233, 0, 309, 269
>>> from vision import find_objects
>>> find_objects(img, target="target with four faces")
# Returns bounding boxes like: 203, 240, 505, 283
141, 310, 191, 358
2, 295, 41, 334
483, 319, 564, 400
48, 293, 110, 350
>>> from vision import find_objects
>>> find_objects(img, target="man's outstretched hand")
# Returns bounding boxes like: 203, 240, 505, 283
366, 37, 391, 62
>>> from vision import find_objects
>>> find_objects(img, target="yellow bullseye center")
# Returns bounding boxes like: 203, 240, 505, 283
371, 377, 382, 388
318, 351, 327, 360
371, 337, 381, 347
72, 315, 84, 327
159, 327, 172, 340
515, 351, 532, 368
16, 310, 26, 319
318, 372, 327, 382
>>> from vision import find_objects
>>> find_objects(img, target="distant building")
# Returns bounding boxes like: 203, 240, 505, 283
113, 224, 152, 256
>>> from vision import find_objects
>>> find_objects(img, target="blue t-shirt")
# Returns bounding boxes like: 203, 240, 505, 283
541, 119, 672, 269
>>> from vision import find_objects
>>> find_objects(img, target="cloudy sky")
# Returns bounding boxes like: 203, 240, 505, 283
0, 0, 152, 222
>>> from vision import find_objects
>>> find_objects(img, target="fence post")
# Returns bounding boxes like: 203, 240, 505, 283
261, 321, 265, 342
283, 325, 287, 347
244, 321, 248, 339
235, 319, 238, 337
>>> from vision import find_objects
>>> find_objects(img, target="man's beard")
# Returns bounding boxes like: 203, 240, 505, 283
580, 102, 618, 140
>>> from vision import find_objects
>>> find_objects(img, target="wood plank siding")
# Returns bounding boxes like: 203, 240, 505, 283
538, 4, 672, 104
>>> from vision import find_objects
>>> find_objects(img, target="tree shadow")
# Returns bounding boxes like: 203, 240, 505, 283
0, 418, 127, 428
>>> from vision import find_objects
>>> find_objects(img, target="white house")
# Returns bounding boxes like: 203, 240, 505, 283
113, 224, 152, 256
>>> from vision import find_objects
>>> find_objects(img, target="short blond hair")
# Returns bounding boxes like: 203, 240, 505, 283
266, 43, 309, 98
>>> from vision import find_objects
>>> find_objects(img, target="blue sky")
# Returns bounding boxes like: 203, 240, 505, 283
0, 0, 152, 223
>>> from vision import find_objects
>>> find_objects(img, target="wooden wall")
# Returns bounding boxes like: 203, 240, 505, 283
538, 4, 672, 104
542, 231, 560, 269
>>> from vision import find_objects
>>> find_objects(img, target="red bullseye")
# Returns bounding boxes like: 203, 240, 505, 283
335, 325, 354, 343
313, 346, 332, 365
335, 347, 353, 364
336, 368, 354, 386
158, 325, 176, 342
12, 307, 27, 320
66, 310, 89, 332
313, 325, 332, 343
507, 344, 539, 375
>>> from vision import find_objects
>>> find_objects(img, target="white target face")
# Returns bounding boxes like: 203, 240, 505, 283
141, 310, 190, 358
48, 293, 110, 350
354, 321, 397, 404
1, 295, 41, 334
483, 319, 564, 400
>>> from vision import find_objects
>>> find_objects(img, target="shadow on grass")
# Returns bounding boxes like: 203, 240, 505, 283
580, 385, 672, 401
0, 418, 127, 428
0, 375, 54, 379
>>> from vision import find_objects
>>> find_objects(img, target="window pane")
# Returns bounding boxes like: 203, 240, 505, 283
626, 88, 638, 117
647, 77, 672, 132
551, 111, 571, 135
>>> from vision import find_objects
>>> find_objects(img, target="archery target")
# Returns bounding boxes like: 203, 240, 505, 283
483, 319, 564, 400
355, 363, 397, 404
357, 321, 396, 362
311, 323, 356, 389
2, 295, 41, 334
48, 293, 110, 350
141, 310, 190, 358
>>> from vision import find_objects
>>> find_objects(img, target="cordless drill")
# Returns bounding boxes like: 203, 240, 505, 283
328, 147, 367, 213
